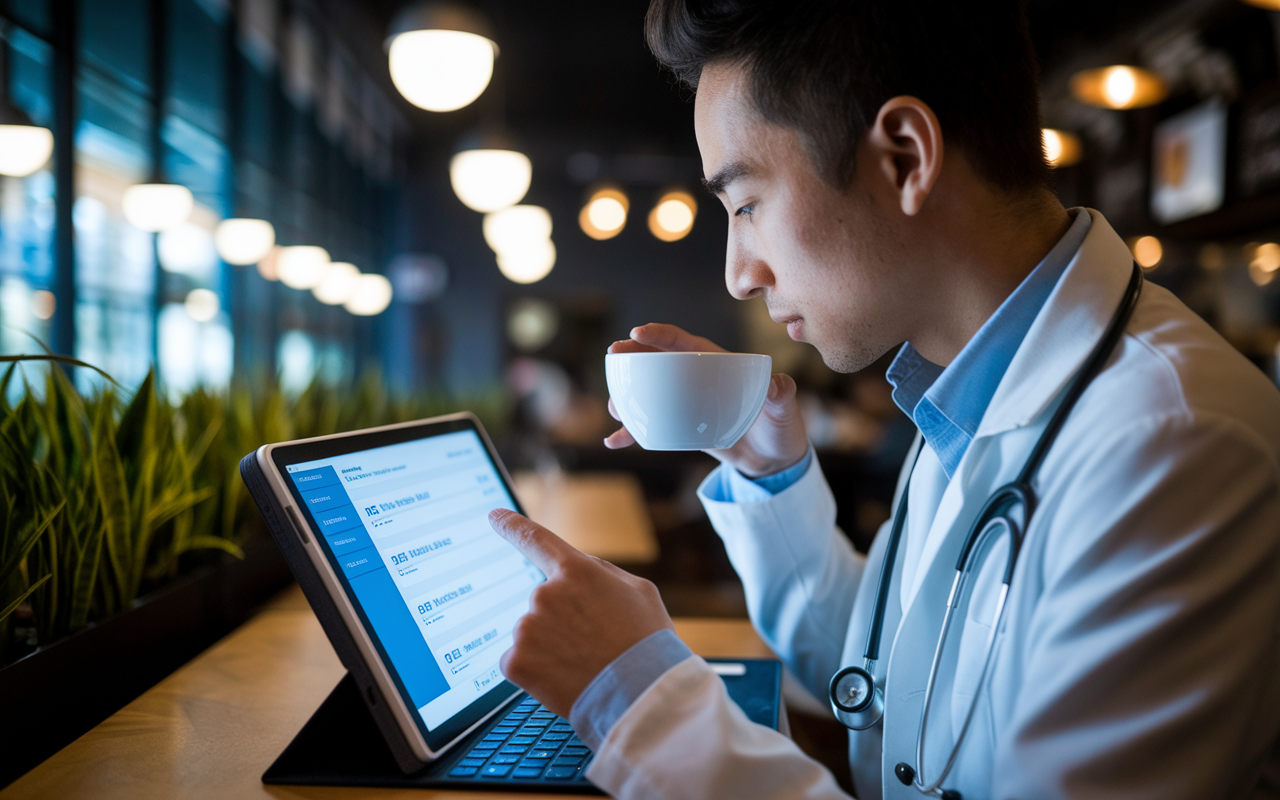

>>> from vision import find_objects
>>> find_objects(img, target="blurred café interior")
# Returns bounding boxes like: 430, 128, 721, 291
2, 0, 1280, 794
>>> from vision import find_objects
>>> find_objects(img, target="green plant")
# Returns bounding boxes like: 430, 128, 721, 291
0, 355, 506, 666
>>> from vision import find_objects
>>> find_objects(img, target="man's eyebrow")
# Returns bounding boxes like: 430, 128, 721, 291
702, 162, 750, 195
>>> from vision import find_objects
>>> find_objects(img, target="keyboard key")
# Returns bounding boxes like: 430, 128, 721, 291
483, 764, 513, 777
493, 725, 517, 734
551, 723, 573, 732
469, 749, 496, 758
501, 745, 529, 754
554, 756, 585, 766
528, 749, 558, 759
481, 735, 507, 745
563, 746, 590, 756
545, 766, 579, 779
458, 758, 486, 767
513, 767, 544, 779
448, 766, 479, 777
510, 736, 537, 745
541, 732, 569, 741
493, 754, 521, 764
520, 757, 550, 768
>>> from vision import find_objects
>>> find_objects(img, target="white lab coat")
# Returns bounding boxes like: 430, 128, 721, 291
585, 210, 1280, 800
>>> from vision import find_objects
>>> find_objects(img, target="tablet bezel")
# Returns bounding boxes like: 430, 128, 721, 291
256, 412, 533, 760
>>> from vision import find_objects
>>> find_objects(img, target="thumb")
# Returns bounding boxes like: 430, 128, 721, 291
763, 373, 800, 420
488, 508, 581, 577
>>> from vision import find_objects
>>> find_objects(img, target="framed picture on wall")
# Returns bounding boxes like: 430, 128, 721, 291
1150, 100, 1228, 224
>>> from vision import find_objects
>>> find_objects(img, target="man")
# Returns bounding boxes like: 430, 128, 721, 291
487, 1, 1280, 797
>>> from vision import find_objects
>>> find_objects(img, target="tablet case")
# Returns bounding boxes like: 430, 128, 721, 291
241, 452, 432, 773
262, 659, 783, 792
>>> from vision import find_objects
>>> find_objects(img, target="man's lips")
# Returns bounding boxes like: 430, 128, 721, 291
771, 314, 803, 340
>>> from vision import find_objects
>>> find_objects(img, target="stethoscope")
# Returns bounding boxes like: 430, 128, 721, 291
828, 263, 1144, 800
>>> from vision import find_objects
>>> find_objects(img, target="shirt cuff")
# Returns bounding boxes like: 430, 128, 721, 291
700, 447, 815, 503
568, 628, 693, 751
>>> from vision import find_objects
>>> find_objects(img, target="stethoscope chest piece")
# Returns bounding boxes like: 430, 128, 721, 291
828, 664, 884, 729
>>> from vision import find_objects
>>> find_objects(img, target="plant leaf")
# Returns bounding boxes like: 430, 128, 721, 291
0, 572, 52, 625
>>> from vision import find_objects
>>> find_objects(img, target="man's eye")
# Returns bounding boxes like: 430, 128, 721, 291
734, 204, 755, 217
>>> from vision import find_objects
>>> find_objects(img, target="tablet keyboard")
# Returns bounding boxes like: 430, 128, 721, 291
446, 695, 593, 785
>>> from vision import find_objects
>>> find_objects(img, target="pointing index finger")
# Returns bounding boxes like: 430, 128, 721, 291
488, 508, 579, 577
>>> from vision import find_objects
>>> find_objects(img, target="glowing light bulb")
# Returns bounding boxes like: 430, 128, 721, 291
648, 191, 697, 242
388, 29, 495, 112
277, 246, 331, 289
1041, 129, 1082, 168
313, 262, 362, 305
580, 188, 629, 240
122, 183, 194, 232
158, 222, 218, 278
0, 125, 53, 177
214, 218, 276, 265
345, 273, 394, 315
1131, 235, 1163, 269
496, 239, 556, 284
1103, 67, 1137, 109
449, 149, 532, 212
483, 205, 553, 254
184, 288, 220, 322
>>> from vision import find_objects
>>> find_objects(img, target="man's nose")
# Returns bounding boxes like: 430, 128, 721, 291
725, 236, 769, 301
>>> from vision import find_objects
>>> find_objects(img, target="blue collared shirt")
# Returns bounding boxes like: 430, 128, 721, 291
567, 208, 1092, 748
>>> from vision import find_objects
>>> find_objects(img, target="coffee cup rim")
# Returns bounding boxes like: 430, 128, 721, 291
605, 351, 769, 358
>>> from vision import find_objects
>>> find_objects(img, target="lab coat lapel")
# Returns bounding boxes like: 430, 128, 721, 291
878, 209, 1137, 795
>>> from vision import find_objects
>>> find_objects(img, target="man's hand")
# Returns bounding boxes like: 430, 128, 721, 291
606, 322, 810, 477
488, 508, 675, 718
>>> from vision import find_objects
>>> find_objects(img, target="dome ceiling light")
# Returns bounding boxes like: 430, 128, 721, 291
580, 187, 629, 240
1070, 65, 1167, 110
386, 3, 498, 113
214, 218, 276, 265
122, 183, 194, 232
483, 205, 552, 254
345, 273, 394, 315
449, 148, 532, 212
277, 245, 331, 289
496, 238, 555, 284
648, 191, 697, 242
313, 262, 362, 305
0, 36, 53, 177
1041, 129, 1082, 168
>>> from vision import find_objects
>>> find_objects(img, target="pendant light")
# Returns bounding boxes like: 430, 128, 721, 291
449, 132, 531, 212
647, 191, 697, 242
214, 218, 276, 265
386, 3, 498, 113
1070, 65, 1167, 110
0, 26, 53, 177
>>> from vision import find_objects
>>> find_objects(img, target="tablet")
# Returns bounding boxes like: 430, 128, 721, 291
240, 412, 542, 773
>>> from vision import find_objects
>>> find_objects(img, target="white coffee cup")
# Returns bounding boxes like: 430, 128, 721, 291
605, 352, 773, 450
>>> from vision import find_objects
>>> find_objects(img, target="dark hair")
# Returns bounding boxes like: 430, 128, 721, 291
645, 0, 1048, 193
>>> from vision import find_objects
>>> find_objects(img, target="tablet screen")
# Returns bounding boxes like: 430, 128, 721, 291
283, 427, 543, 739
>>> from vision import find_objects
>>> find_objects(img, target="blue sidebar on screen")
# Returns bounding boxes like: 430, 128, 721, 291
289, 464, 451, 708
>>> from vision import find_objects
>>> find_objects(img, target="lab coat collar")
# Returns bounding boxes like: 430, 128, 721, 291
974, 209, 1135, 440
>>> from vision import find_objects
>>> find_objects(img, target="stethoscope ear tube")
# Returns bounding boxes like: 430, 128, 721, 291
827, 263, 1144, 796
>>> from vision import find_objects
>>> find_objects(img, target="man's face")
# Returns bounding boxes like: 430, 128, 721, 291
694, 62, 911, 373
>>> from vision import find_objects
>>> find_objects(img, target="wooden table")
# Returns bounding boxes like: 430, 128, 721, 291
511, 471, 659, 564
2, 585, 771, 800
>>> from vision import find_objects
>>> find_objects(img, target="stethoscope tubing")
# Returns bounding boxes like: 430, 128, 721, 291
828, 262, 1145, 796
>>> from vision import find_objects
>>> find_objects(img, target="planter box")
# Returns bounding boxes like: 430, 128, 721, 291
0, 536, 294, 788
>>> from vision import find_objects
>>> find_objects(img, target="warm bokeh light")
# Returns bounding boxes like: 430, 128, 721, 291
647, 191, 697, 242
122, 183, 194, 232
1041, 129, 1082, 168
1070, 65, 1167, 110
579, 188, 628, 240
214, 218, 276, 265
31, 290, 55, 320
483, 205, 553, 254
449, 149, 532, 212
497, 239, 556, 284
277, 245, 331, 290
1241, 0, 1280, 9
184, 288, 220, 323
388, 29, 495, 112
507, 298, 559, 351
345, 273, 394, 315
1251, 243, 1280, 275
313, 262, 362, 305
1130, 235, 1163, 269
0, 125, 53, 177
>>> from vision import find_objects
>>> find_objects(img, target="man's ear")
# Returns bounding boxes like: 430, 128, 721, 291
865, 96, 944, 216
